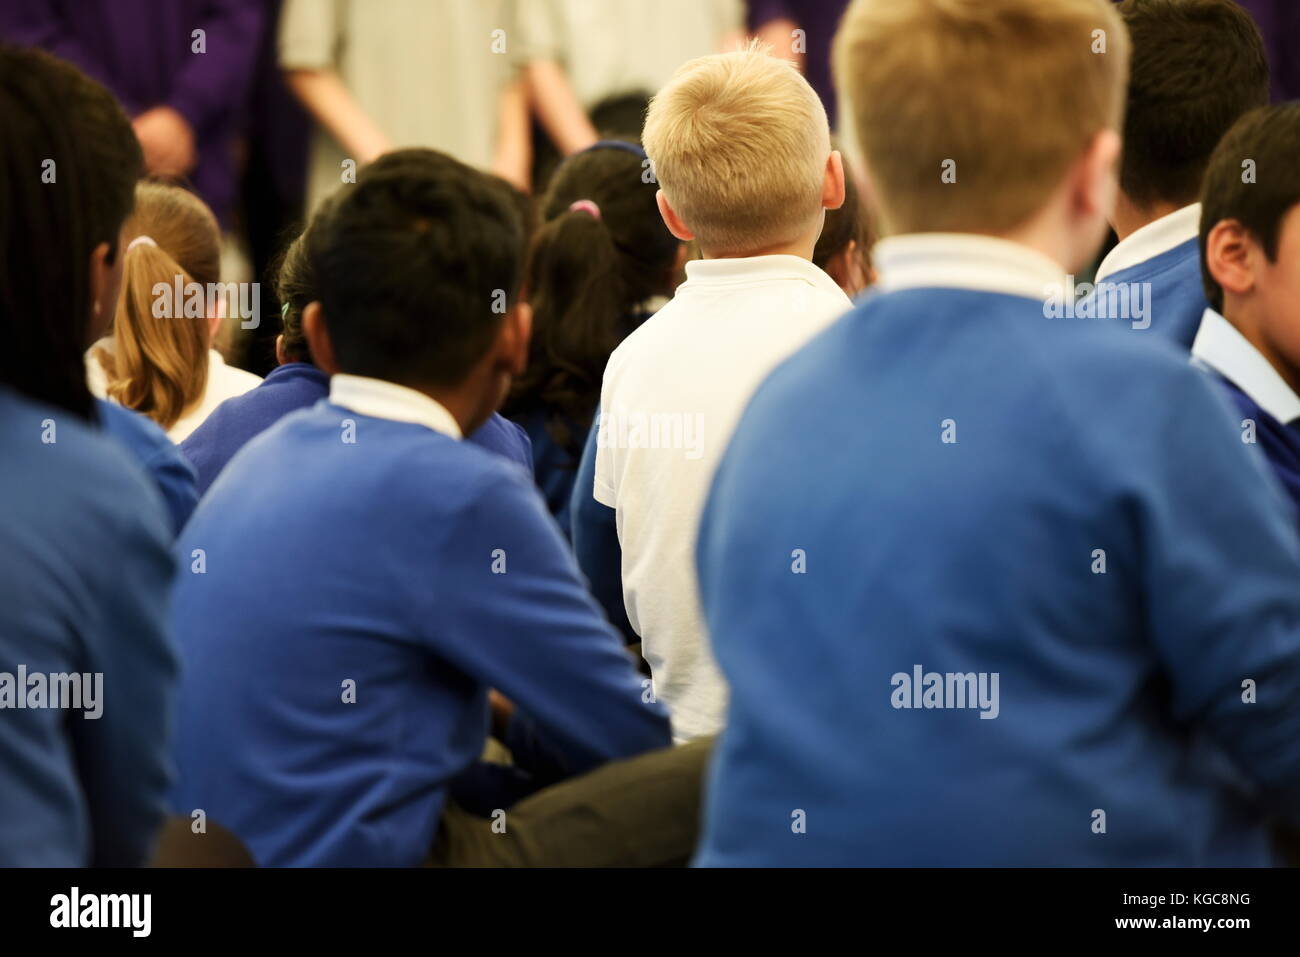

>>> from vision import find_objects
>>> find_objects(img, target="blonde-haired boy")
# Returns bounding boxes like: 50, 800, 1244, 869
641, 41, 836, 255
691, 0, 1300, 866
573, 46, 852, 743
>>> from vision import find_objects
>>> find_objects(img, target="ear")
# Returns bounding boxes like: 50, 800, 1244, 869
275, 334, 289, 366
656, 190, 695, 242
302, 301, 340, 376
498, 301, 532, 378
87, 239, 122, 344
822, 150, 846, 211
1205, 219, 1256, 301
1075, 128, 1122, 222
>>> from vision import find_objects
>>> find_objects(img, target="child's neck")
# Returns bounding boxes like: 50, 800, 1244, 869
1225, 297, 1300, 400
1112, 193, 1187, 242
700, 229, 819, 262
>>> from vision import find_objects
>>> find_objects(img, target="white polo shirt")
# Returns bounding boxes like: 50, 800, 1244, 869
1095, 203, 1201, 282
87, 345, 262, 442
1192, 307, 1300, 425
593, 254, 852, 741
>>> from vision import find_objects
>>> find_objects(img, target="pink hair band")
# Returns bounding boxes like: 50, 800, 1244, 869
568, 199, 601, 220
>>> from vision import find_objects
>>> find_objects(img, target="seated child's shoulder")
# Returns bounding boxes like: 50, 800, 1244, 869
0, 393, 165, 535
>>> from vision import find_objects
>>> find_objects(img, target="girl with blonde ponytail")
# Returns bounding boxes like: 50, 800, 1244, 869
87, 182, 261, 441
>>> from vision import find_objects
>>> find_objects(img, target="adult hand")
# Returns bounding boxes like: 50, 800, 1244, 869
133, 106, 197, 178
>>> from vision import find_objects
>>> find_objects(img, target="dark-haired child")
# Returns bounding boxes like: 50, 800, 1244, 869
182, 190, 533, 496
503, 140, 682, 533
812, 149, 874, 297
0, 46, 176, 867
168, 148, 680, 867
1193, 103, 1300, 520
1087, 0, 1269, 346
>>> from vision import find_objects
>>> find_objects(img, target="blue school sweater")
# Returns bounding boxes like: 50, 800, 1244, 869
181, 362, 329, 494
511, 407, 589, 537
168, 402, 670, 867
693, 287, 1300, 867
181, 363, 533, 494
570, 411, 634, 642
1085, 238, 1207, 349
0, 387, 176, 867
1212, 376, 1300, 533
96, 399, 198, 535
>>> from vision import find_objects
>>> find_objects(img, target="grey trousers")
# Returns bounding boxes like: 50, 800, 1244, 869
428, 737, 714, 867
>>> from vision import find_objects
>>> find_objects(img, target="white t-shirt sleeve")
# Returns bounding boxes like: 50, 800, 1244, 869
279, 0, 341, 70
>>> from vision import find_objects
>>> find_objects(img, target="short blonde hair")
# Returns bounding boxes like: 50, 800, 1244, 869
834, 0, 1129, 236
643, 44, 831, 255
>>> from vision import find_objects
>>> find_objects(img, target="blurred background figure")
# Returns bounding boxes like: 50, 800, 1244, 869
520, 0, 745, 187
747, 0, 851, 128
0, 0, 264, 229
279, 0, 529, 210
1236, 0, 1300, 101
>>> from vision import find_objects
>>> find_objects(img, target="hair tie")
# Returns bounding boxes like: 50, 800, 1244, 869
281, 302, 290, 319
126, 235, 157, 252
568, 199, 601, 220
581, 139, 647, 160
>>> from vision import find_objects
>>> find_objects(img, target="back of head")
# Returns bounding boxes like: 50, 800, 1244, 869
102, 181, 222, 429
1198, 103, 1300, 311
834, 0, 1129, 236
273, 194, 339, 366
643, 44, 831, 255
0, 45, 141, 419
1118, 0, 1268, 211
308, 148, 525, 388
506, 142, 679, 454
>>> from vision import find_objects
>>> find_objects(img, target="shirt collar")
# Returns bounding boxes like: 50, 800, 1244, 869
873, 233, 1067, 301
1192, 307, 1300, 425
683, 254, 850, 302
328, 373, 462, 438
1095, 203, 1201, 282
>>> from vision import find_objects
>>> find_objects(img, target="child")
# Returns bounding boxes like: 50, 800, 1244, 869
87, 182, 262, 442
503, 140, 682, 533
178, 227, 331, 495
97, 399, 198, 535
182, 187, 533, 496
578, 46, 852, 743
1086, 0, 1269, 347
0, 46, 176, 866
1192, 104, 1300, 518
692, 0, 1300, 866
812, 150, 874, 296
168, 149, 685, 867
